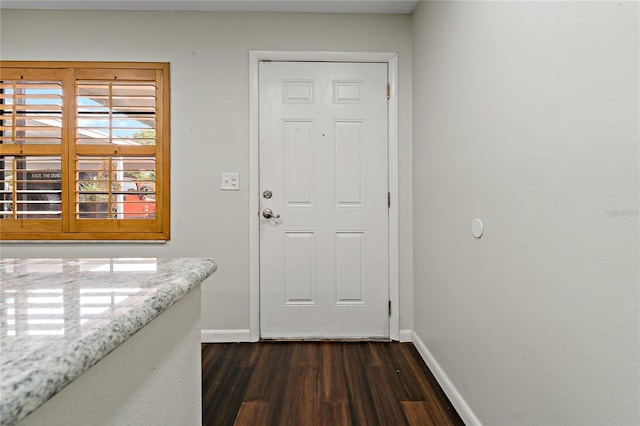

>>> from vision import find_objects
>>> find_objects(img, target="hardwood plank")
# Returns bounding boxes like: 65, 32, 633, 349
243, 342, 289, 401
202, 344, 254, 426
401, 401, 442, 426
342, 343, 381, 426
202, 365, 253, 425
233, 402, 269, 426
298, 341, 321, 368
201, 344, 233, 406
383, 342, 433, 401
395, 344, 464, 425
363, 341, 385, 367
366, 365, 410, 426
321, 401, 351, 426
280, 366, 321, 425
321, 342, 349, 403
243, 342, 291, 425
243, 340, 266, 367
281, 343, 323, 423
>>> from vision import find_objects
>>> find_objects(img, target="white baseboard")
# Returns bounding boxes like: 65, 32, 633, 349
201, 329, 251, 343
411, 331, 482, 426
399, 329, 413, 342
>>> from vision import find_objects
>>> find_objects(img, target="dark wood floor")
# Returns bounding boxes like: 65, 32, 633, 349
202, 341, 464, 426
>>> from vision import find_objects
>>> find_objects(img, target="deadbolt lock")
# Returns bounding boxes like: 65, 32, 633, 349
263, 190, 273, 199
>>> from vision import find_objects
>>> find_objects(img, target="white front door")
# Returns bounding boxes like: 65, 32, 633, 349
259, 61, 389, 339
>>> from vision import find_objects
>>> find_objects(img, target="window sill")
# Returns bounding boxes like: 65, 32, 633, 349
0, 240, 168, 244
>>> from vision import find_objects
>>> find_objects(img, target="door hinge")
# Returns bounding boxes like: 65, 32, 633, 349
388, 192, 391, 208
386, 83, 390, 100
388, 300, 392, 316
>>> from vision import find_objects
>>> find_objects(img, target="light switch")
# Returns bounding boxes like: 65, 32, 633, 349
221, 172, 240, 191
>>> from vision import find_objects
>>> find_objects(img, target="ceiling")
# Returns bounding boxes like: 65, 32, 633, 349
0, 0, 420, 14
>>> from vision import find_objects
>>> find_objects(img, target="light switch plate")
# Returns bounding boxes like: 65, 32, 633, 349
221, 172, 240, 191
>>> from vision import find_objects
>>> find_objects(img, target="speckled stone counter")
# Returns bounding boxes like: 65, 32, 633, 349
0, 257, 216, 426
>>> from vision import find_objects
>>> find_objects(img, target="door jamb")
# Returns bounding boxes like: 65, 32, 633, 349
249, 50, 399, 342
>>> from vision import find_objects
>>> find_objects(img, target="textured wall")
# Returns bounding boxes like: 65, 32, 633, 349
412, 1, 639, 424
0, 10, 414, 335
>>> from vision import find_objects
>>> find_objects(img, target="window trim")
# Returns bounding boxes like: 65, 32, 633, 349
0, 61, 170, 241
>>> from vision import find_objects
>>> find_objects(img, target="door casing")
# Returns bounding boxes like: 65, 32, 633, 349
249, 50, 399, 342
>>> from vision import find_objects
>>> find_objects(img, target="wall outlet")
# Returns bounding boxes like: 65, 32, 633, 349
221, 173, 240, 191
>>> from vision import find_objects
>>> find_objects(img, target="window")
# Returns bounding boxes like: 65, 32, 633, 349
0, 62, 170, 240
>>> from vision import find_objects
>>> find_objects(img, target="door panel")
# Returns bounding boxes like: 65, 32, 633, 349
259, 61, 389, 339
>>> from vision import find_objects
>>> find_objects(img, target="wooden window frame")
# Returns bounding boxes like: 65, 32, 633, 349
0, 61, 170, 241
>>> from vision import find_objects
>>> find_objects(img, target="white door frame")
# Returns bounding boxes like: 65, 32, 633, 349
249, 50, 399, 342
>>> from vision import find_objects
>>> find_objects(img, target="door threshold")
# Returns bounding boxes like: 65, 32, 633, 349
259, 337, 392, 343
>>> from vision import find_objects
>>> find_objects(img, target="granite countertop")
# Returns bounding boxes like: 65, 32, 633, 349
0, 257, 216, 426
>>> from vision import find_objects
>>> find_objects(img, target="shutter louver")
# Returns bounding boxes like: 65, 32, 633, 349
75, 156, 156, 220
0, 80, 63, 145
76, 80, 156, 146
0, 156, 62, 219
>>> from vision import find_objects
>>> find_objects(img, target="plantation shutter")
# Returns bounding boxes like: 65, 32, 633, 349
0, 62, 170, 240
0, 68, 64, 233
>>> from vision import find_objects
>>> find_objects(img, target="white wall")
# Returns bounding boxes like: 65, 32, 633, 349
412, 1, 639, 425
0, 10, 413, 335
